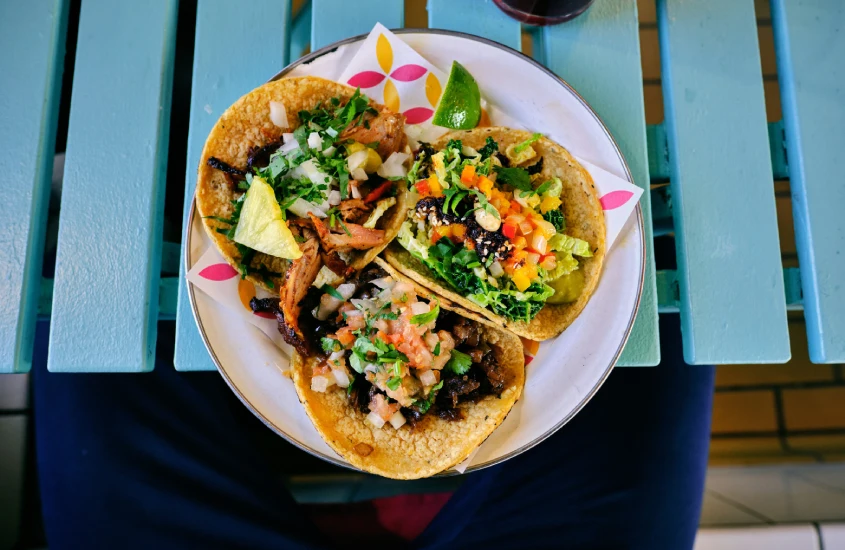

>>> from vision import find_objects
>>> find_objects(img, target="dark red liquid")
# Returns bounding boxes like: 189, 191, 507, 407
493, 0, 595, 25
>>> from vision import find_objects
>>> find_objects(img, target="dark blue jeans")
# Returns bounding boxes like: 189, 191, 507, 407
33, 316, 714, 549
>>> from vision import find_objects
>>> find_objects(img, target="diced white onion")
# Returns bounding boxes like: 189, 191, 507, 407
473, 266, 486, 279
350, 168, 368, 183
530, 232, 548, 255
328, 190, 341, 206
424, 332, 439, 348
322, 145, 336, 157
292, 158, 332, 187
269, 101, 289, 128
279, 139, 300, 153
282, 132, 295, 144
462, 145, 479, 157
332, 368, 350, 388
419, 369, 438, 387
371, 277, 395, 289
287, 197, 326, 218
366, 411, 386, 428
347, 150, 369, 172
388, 410, 406, 429
487, 276, 499, 288
316, 293, 342, 320
351, 298, 378, 313
377, 152, 410, 178
326, 127, 338, 138
410, 302, 430, 316
364, 363, 379, 373
307, 132, 323, 151
311, 375, 335, 392
329, 350, 346, 362
489, 261, 505, 278
345, 309, 364, 317
350, 179, 364, 198
336, 283, 356, 300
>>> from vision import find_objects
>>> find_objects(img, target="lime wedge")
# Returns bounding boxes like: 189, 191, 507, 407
234, 176, 303, 260
432, 61, 481, 130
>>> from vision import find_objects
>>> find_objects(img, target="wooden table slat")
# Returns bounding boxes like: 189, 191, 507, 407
0, 0, 69, 373
175, 0, 291, 371
771, 0, 845, 363
49, 0, 178, 372
657, 0, 790, 364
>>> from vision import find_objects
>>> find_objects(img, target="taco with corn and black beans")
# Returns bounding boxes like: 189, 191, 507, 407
382, 127, 605, 341
196, 76, 411, 353
259, 259, 524, 479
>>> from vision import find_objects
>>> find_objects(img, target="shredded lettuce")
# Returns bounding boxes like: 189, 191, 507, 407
363, 197, 396, 229
549, 234, 593, 257
397, 220, 431, 260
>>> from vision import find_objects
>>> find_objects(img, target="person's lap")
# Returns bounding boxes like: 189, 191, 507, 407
33, 316, 713, 550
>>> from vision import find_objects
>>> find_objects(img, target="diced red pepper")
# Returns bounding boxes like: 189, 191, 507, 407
502, 222, 517, 240
364, 180, 393, 203
415, 180, 431, 196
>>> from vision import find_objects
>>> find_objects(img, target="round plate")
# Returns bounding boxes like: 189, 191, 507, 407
187, 29, 645, 474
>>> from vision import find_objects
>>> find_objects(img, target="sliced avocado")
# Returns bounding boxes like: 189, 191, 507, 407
546, 269, 585, 304
233, 176, 303, 260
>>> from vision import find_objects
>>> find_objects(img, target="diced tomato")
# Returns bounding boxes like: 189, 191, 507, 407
502, 222, 517, 239
520, 337, 540, 355
539, 254, 557, 271
364, 180, 393, 203
336, 327, 356, 346
415, 180, 431, 196
509, 200, 522, 213
460, 164, 477, 184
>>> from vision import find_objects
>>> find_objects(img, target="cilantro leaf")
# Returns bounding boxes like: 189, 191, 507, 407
446, 349, 473, 375
387, 376, 402, 391
494, 166, 532, 191
321, 284, 343, 300
478, 136, 499, 159
321, 337, 340, 354
415, 380, 444, 414
410, 301, 440, 325
349, 353, 364, 374
346, 377, 356, 396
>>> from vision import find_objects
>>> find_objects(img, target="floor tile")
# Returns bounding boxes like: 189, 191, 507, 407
0, 373, 29, 411
694, 526, 818, 550
0, 415, 27, 550
699, 492, 768, 527
706, 466, 845, 523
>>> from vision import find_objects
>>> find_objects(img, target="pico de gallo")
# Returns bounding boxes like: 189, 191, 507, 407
255, 265, 509, 429
397, 135, 594, 323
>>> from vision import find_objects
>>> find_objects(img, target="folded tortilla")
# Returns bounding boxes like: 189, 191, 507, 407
196, 76, 409, 292
291, 258, 524, 479
383, 127, 605, 340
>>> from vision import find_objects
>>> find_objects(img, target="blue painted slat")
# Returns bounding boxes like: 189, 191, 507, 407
289, 0, 313, 65
771, 0, 845, 363
657, 0, 789, 364
175, 0, 290, 371
310, 0, 403, 50
48, 0, 178, 372
428, 0, 522, 51
0, 1, 69, 373
543, 1, 660, 366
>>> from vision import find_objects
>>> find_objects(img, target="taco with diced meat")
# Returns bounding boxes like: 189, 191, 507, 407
382, 128, 605, 341
196, 76, 411, 353
276, 258, 523, 479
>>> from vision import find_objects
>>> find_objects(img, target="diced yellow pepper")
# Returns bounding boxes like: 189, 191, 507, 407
345, 141, 366, 155
429, 174, 442, 195
364, 148, 382, 173
477, 176, 494, 197
512, 270, 531, 292
540, 195, 562, 214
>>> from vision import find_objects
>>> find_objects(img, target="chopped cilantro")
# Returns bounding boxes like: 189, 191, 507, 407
346, 377, 356, 396
321, 337, 340, 354
433, 342, 441, 356
321, 284, 343, 300
446, 349, 473, 375
386, 376, 402, 391
410, 301, 440, 325
349, 353, 364, 374
494, 166, 532, 191
415, 380, 444, 414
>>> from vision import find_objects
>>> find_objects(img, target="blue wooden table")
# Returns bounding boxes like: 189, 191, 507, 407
1, 0, 843, 375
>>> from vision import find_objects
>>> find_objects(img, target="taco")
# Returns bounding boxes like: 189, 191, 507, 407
383, 127, 605, 340
275, 259, 523, 479
197, 76, 411, 352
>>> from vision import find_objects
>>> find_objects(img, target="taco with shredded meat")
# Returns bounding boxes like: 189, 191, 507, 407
382, 127, 605, 340
270, 258, 523, 479
196, 76, 411, 353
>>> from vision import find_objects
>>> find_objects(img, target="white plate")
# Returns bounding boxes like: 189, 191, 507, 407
187, 30, 645, 474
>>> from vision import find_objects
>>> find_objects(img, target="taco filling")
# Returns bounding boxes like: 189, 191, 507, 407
199, 80, 411, 352
396, 136, 594, 323
259, 264, 511, 429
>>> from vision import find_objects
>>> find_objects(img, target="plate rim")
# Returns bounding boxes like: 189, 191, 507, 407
186, 28, 646, 475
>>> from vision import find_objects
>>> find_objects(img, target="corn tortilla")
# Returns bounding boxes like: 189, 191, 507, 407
196, 76, 409, 292
383, 127, 605, 341
291, 258, 525, 479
